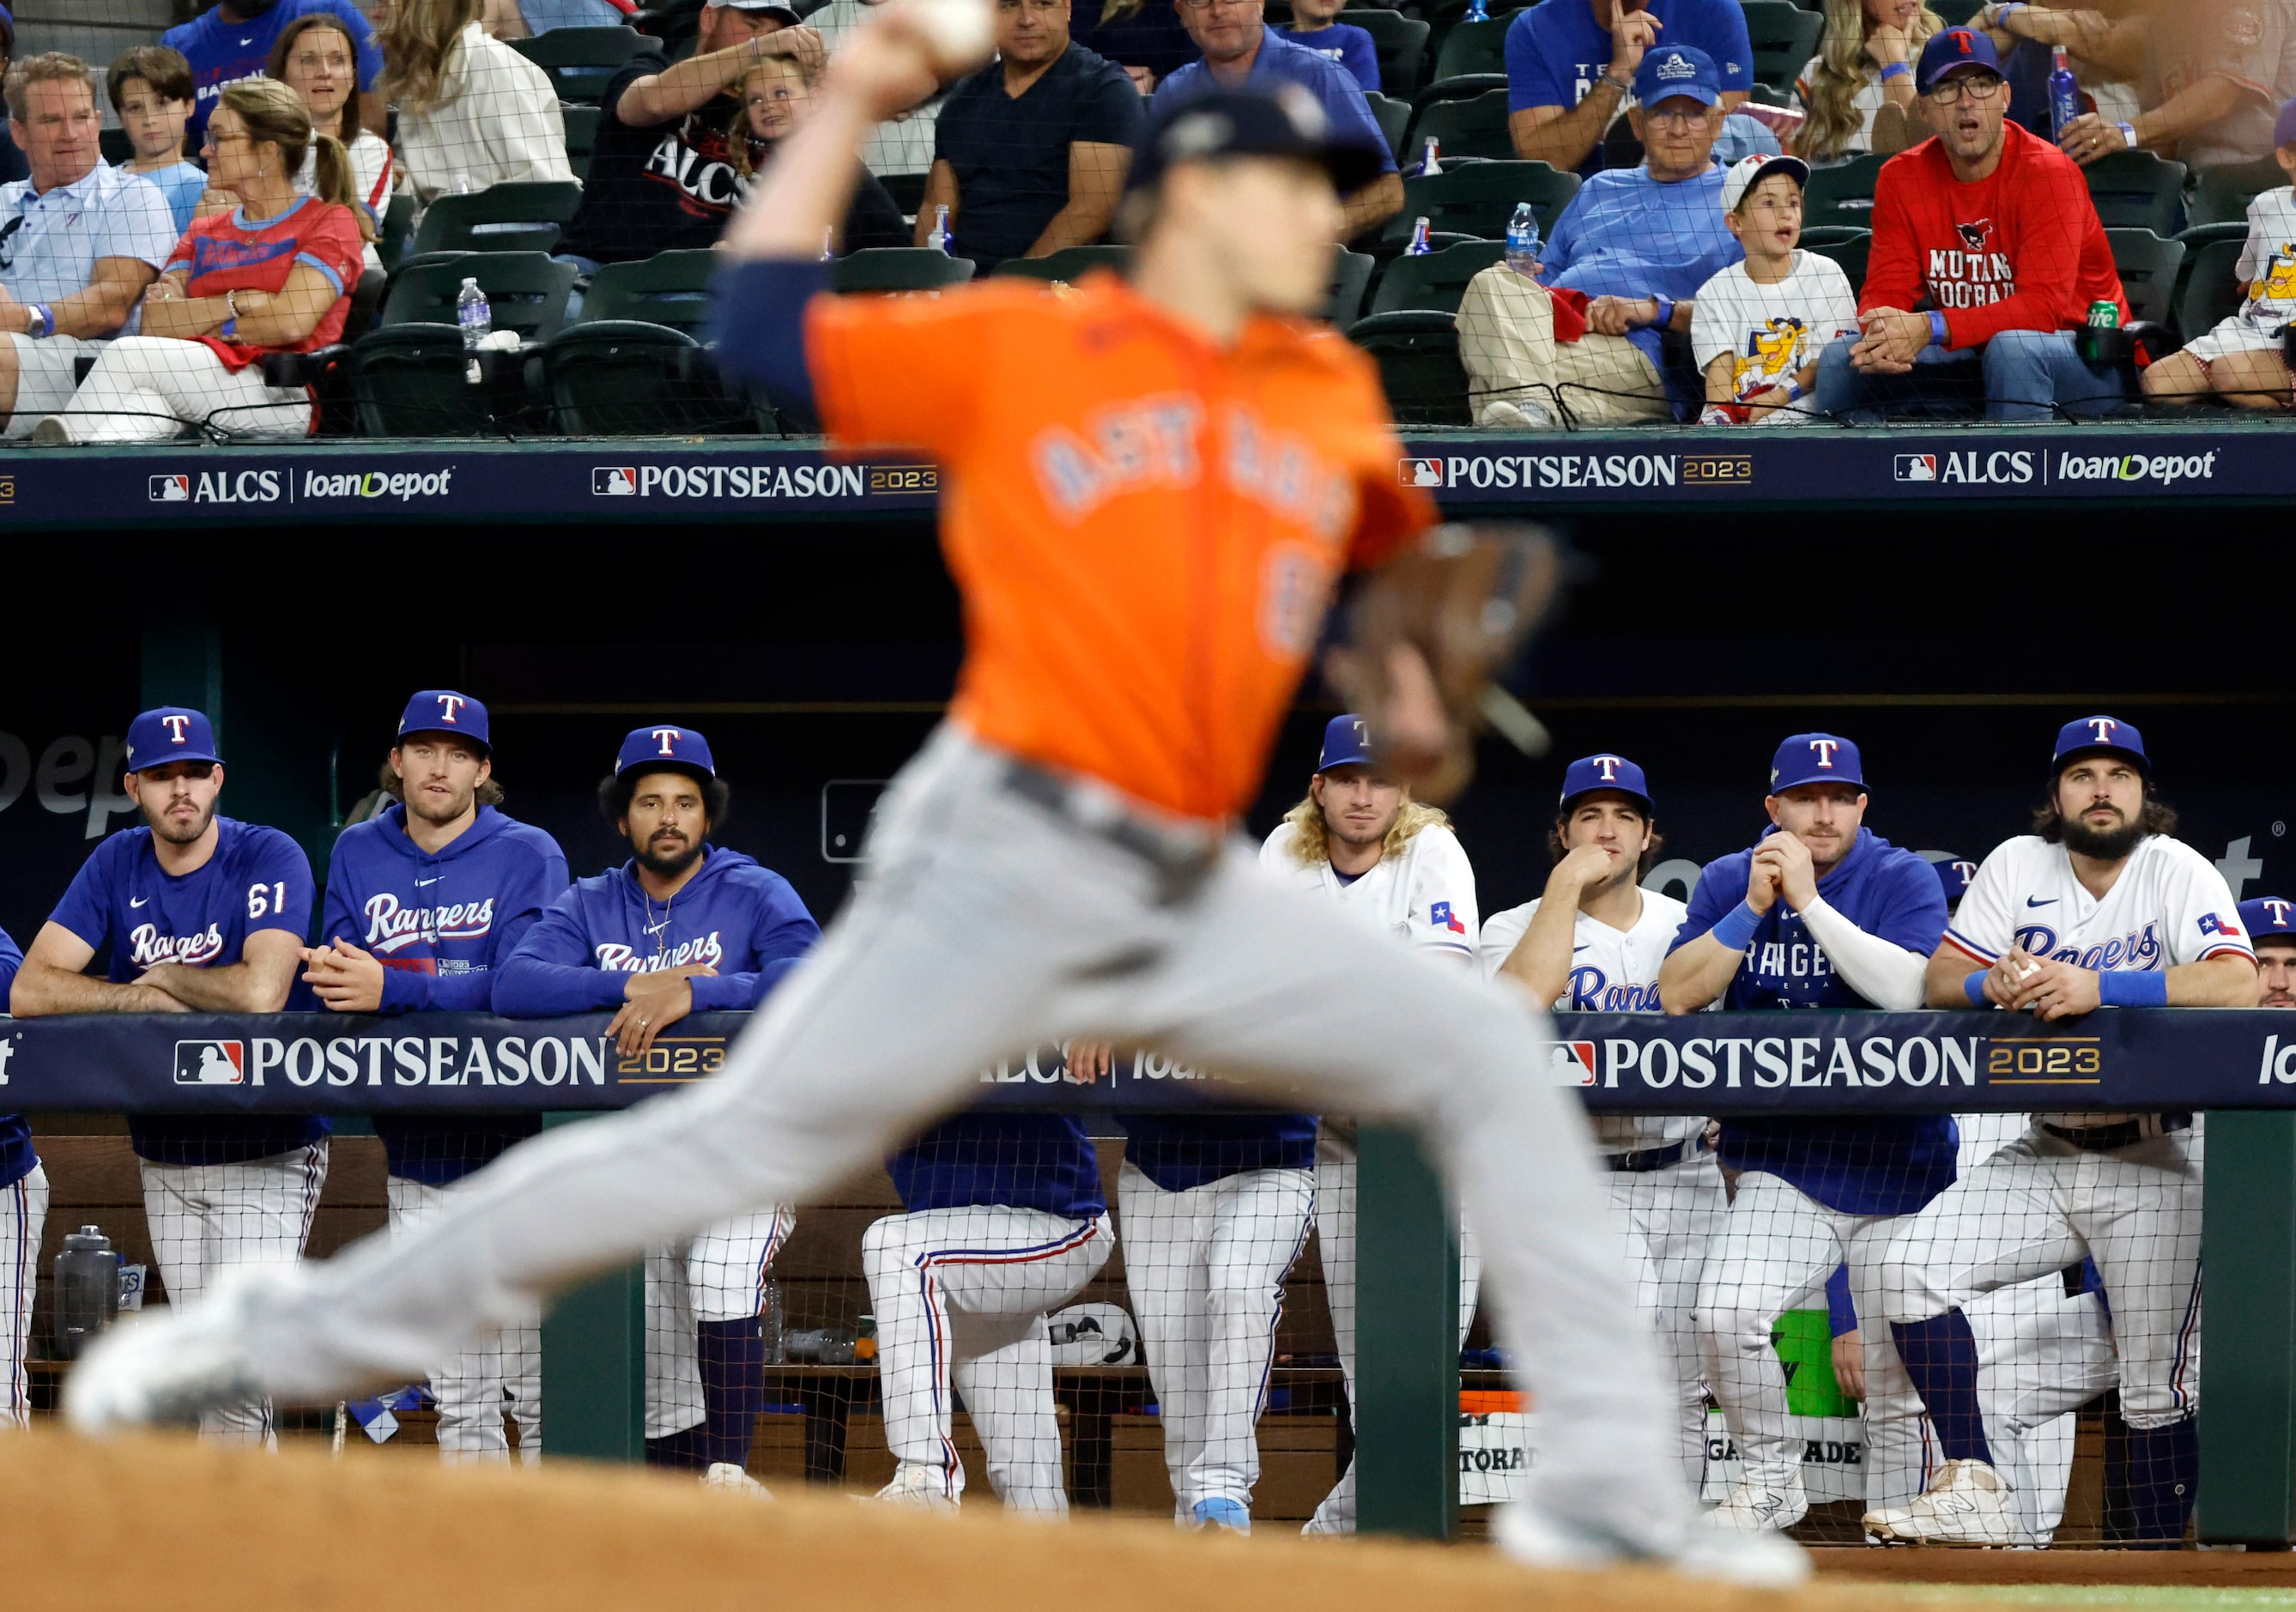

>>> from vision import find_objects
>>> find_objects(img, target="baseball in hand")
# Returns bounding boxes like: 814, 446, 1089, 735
905, 0, 995, 74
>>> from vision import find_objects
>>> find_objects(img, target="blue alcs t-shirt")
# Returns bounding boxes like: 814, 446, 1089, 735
49, 815, 324, 1167
0, 927, 33, 1191
164, 0, 384, 142
1154, 27, 1398, 175
1276, 23, 1380, 94
1669, 827, 1955, 1217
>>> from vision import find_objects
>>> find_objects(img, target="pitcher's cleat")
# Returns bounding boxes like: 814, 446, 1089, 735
1495, 1504, 1811, 1590
1863, 1458, 2014, 1546
702, 1462, 772, 1497
64, 1266, 277, 1436
1190, 1497, 1251, 1534
871, 1462, 959, 1512
1701, 1475, 1810, 1533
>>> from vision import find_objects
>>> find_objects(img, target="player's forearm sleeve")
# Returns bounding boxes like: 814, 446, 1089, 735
1826, 1264, 1858, 1336
712, 258, 824, 416
376, 967, 437, 1012
1800, 896, 1929, 1011
491, 957, 627, 1015
688, 971, 761, 1012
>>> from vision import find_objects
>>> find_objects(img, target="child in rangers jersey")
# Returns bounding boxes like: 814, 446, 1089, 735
2141, 100, 2296, 411
864, 1112, 1112, 1512
1259, 714, 1481, 1537
1693, 155, 1857, 426
1480, 753, 1716, 1486
1657, 732, 1949, 1531
9, 706, 322, 1445
0, 927, 43, 1432
494, 724, 819, 1492
302, 690, 568, 1464
1869, 716, 2257, 1548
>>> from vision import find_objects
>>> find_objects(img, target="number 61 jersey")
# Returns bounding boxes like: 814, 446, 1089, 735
49, 814, 314, 988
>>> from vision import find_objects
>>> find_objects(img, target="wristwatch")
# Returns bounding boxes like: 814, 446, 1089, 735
1601, 70, 1633, 94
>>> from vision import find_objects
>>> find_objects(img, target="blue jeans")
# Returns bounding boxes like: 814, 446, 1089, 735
1812, 329, 2126, 422
552, 252, 604, 324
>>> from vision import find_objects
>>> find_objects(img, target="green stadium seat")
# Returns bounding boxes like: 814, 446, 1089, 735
1367, 239, 1506, 316
1340, 9, 1432, 98
1327, 249, 1376, 327
1800, 225, 1871, 296
830, 248, 978, 293
1740, 3, 1824, 95
1432, 17, 1512, 83
1366, 92, 1413, 163
561, 104, 601, 183
1403, 88, 1517, 164
577, 249, 718, 336
2190, 156, 2286, 227
406, 181, 586, 259
990, 245, 1133, 282
381, 251, 579, 341
1348, 311, 1471, 426
506, 26, 651, 103
2172, 237, 2246, 347
1802, 153, 1887, 228
2105, 227, 2184, 328
542, 322, 759, 435
1378, 161, 1580, 249
2082, 149, 2188, 237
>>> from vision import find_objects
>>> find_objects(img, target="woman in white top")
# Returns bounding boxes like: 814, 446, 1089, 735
1788, 0, 1942, 165
383, 0, 575, 218
273, 13, 395, 271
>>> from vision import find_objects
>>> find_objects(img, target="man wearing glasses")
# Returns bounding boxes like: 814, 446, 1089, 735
1812, 27, 2129, 421
1151, 0, 1402, 241
0, 54, 175, 437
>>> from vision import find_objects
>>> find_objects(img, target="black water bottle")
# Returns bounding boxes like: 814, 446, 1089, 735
53, 1226, 118, 1360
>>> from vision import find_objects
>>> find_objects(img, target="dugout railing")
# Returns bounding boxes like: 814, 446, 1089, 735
7, 1007, 2296, 1545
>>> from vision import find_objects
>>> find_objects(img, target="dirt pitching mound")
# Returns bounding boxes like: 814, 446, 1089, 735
7, 1431, 1951, 1612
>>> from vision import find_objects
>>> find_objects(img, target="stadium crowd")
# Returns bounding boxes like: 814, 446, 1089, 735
0, 0, 2285, 436
0, 689, 2277, 1550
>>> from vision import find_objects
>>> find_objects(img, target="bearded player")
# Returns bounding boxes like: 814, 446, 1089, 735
1868, 718, 2255, 1547
1259, 713, 1481, 1536
1480, 754, 1716, 1490
66, 15, 1800, 1581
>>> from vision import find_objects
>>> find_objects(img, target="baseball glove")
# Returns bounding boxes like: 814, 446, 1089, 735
1323, 523, 1563, 806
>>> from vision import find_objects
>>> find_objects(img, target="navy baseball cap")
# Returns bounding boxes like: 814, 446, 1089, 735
1128, 85, 1389, 198
1931, 854, 1978, 908
2051, 714, 2148, 776
397, 689, 490, 750
124, 706, 221, 773
1769, 732, 1865, 794
1917, 26, 2003, 92
1559, 753, 1654, 815
1317, 712, 1374, 773
2241, 896, 2296, 942
1635, 44, 1722, 109
2275, 95, 2296, 149
616, 724, 717, 779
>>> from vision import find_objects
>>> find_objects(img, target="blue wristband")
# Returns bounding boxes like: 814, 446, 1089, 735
1928, 310, 1949, 347
31, 303, 52, 338
2097, 970, 2170, 1008
1710, 900, 1762, 952
1650, 296, 1675, 330
1963, 970, 1990, 1007
1878, 62, 1911, 81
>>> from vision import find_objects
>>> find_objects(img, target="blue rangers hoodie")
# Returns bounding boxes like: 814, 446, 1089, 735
494, 845, 821, 1015
318, 802, 570, 1185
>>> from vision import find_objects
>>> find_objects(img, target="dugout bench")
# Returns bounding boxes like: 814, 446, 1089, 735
4, 1009, 2294, 1546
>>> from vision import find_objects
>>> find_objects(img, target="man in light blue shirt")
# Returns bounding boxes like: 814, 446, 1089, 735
0, 57, 176, 438
1457, 43, 1741, 427
1153, 0, 1401, 241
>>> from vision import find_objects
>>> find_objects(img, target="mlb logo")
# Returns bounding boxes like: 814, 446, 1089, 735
1552, 1040, 1597, 1087
148, 475, 191, 502
174, 1039, 245, 1086
592, 466, 638, 496
1893, 454, 1937, 482
1398, 458, 1444, 488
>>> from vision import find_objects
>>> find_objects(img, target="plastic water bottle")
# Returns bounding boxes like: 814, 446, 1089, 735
1406, 216, 1433, 255
53, 1225, 118, 1361
929, 205, 952, 254
2048, 47, 2081, 139
820, 225, 834, 262
456, 277, 491, 349
1505, 202, 1542, 275
759, 1278, 785, 1365
1420, 136, 1442, 177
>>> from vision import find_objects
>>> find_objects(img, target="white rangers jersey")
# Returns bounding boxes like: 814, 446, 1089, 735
1257, 818, 1478, 961
1480, 888, 1699, 1152
1944, 832, 2253, 1125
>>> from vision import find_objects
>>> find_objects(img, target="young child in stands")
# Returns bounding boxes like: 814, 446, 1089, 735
1276, 0, 1379, 94
1693, 153, 1858, 425
729, 58, 909, 253
2140, 97, 2296, 413
106, 46, 211, 235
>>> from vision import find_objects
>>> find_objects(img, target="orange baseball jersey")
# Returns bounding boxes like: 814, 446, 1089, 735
807, 273, 1436, 824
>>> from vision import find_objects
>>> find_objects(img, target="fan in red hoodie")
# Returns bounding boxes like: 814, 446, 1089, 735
1812, 26, 2130, 423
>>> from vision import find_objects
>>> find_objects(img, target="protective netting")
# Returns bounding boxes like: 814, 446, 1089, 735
0, 0, 2285, 439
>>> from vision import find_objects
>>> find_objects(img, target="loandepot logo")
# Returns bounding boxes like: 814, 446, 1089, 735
174, 1039, 245, 1086
301, 468, 455, 501
2057, 449, 2218, 486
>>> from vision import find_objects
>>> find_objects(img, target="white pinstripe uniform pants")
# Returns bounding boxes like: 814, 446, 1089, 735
645, 1206, 797, 1440
0, 1167, 47, 1429
389, 1176, 546, 1463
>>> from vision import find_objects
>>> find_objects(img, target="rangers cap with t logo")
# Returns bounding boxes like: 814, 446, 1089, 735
1558, 754, 1654, 815
616, 724, 718, 779
1317, 712, 1374, 773
1769, 732, 1865, 794
1916, 26, 2002, 91
397, 689, 490, 751
2051, 714, 2148, 776
124, 706, 221, 773
2239, 896, 2296, 942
